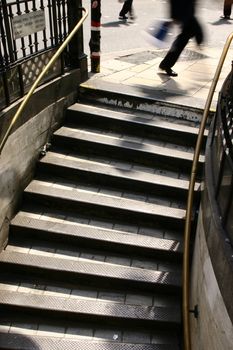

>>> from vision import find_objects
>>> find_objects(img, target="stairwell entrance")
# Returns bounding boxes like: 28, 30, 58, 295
0, 86, 205, 350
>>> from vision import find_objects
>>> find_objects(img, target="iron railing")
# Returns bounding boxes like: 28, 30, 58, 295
0, 0, 68, 62
0, 0, 84, 110
0, 6, 88, 154
210, 66, 233, 245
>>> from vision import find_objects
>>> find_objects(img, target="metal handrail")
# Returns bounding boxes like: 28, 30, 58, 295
0, 7, 88, 155
183, 32, 233, 350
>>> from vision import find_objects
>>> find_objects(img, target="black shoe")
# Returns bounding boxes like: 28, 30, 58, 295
221, 15, 230, 19
119, 15, 128, 20
129, 11, 136, 20
129, 14, 136, 20
159, 64, 178, 77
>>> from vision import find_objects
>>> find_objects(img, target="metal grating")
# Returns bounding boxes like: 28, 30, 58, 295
21, 49, 61, 92
117, 49, 208, 65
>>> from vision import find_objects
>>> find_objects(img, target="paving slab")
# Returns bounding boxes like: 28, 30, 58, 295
86, 44, 233, 111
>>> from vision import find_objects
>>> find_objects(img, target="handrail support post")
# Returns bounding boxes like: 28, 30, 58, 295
67, 0, 88, 80
89, 0, 101, 73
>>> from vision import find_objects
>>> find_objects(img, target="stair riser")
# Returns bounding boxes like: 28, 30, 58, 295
0, 332, 181, 350
9, 226, 182, 262
22, 192, 185, 230
52, 135, 202, 176
78, 86, 205, 123
0, 263, 181, 294
0, 305, 180, 330
66, 110, 200, 148
37, 162, 189, 201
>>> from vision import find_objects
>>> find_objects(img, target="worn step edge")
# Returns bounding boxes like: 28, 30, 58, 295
53, 127, 205, 165
67, 103, 205, 143
68, 102, 200, 134
0, 290, 181, 327
10, 214, 183, 258
52, 127, 204, 176
24, 180, 186, 227
79, 81, 209, 123
38, 152, 200, 196
0, 251, 181, 291
0, 333, 180, 350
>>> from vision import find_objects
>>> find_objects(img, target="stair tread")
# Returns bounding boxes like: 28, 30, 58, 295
39, 151, 200, 192
54, 126, 205, 163
0, 251, 181, 288
0, 332, 180, 350
68, 102, 202, 135
0, 289, 181, 325
24, 180, 186, 222
11, 214, 183, 254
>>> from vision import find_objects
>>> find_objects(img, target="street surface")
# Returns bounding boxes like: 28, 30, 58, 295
82, 0, 233, 57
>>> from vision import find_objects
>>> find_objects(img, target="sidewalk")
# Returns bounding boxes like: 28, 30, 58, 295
86, 42, 233, 111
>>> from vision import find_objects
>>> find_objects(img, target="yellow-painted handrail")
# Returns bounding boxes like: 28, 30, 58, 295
0, 7, 88, 155
183, 32, 233, 350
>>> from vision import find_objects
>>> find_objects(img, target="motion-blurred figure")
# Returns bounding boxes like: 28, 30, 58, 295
119, 0, 135, 20
223, 0, 232, 19
159, 0, 204, 77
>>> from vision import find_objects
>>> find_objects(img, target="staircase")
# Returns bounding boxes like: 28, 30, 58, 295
0, 87, 205, 350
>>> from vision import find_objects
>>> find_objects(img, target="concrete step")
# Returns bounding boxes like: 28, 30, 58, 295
52, 126, 204, 176
0, 332, 180, 350
10, 213, 183, 261
37, 151, 200, 201
52, 123, 205, 175
23, 180, 187, 230
78, 82, 208, 124
0, 289, 181, 328
66, 103, 207, 148
0, 251, 181, 293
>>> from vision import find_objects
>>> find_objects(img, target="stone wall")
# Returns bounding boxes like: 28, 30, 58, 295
0, 69, 81, 250
190, 206, 233, 350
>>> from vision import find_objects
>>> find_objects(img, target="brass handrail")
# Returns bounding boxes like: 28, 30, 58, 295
183, 32, 233, 350
0, 7, 88, 155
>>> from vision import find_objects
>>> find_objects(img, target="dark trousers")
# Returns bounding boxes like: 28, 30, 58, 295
224, 0, 232, 17
119, 0, 133, 16
160, 17, 203, 69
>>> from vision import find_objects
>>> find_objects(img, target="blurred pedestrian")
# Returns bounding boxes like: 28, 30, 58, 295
159, 0, 204, 77
119, 0, 135, 20
223, 0, 232, 19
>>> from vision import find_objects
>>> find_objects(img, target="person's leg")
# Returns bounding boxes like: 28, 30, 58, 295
223, 0, 232, 18
193, 17, 204, 45
119, 0, 133, 18
129, 0, 135, 19
159, 31, 189, 75
159, 19, 197, 76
